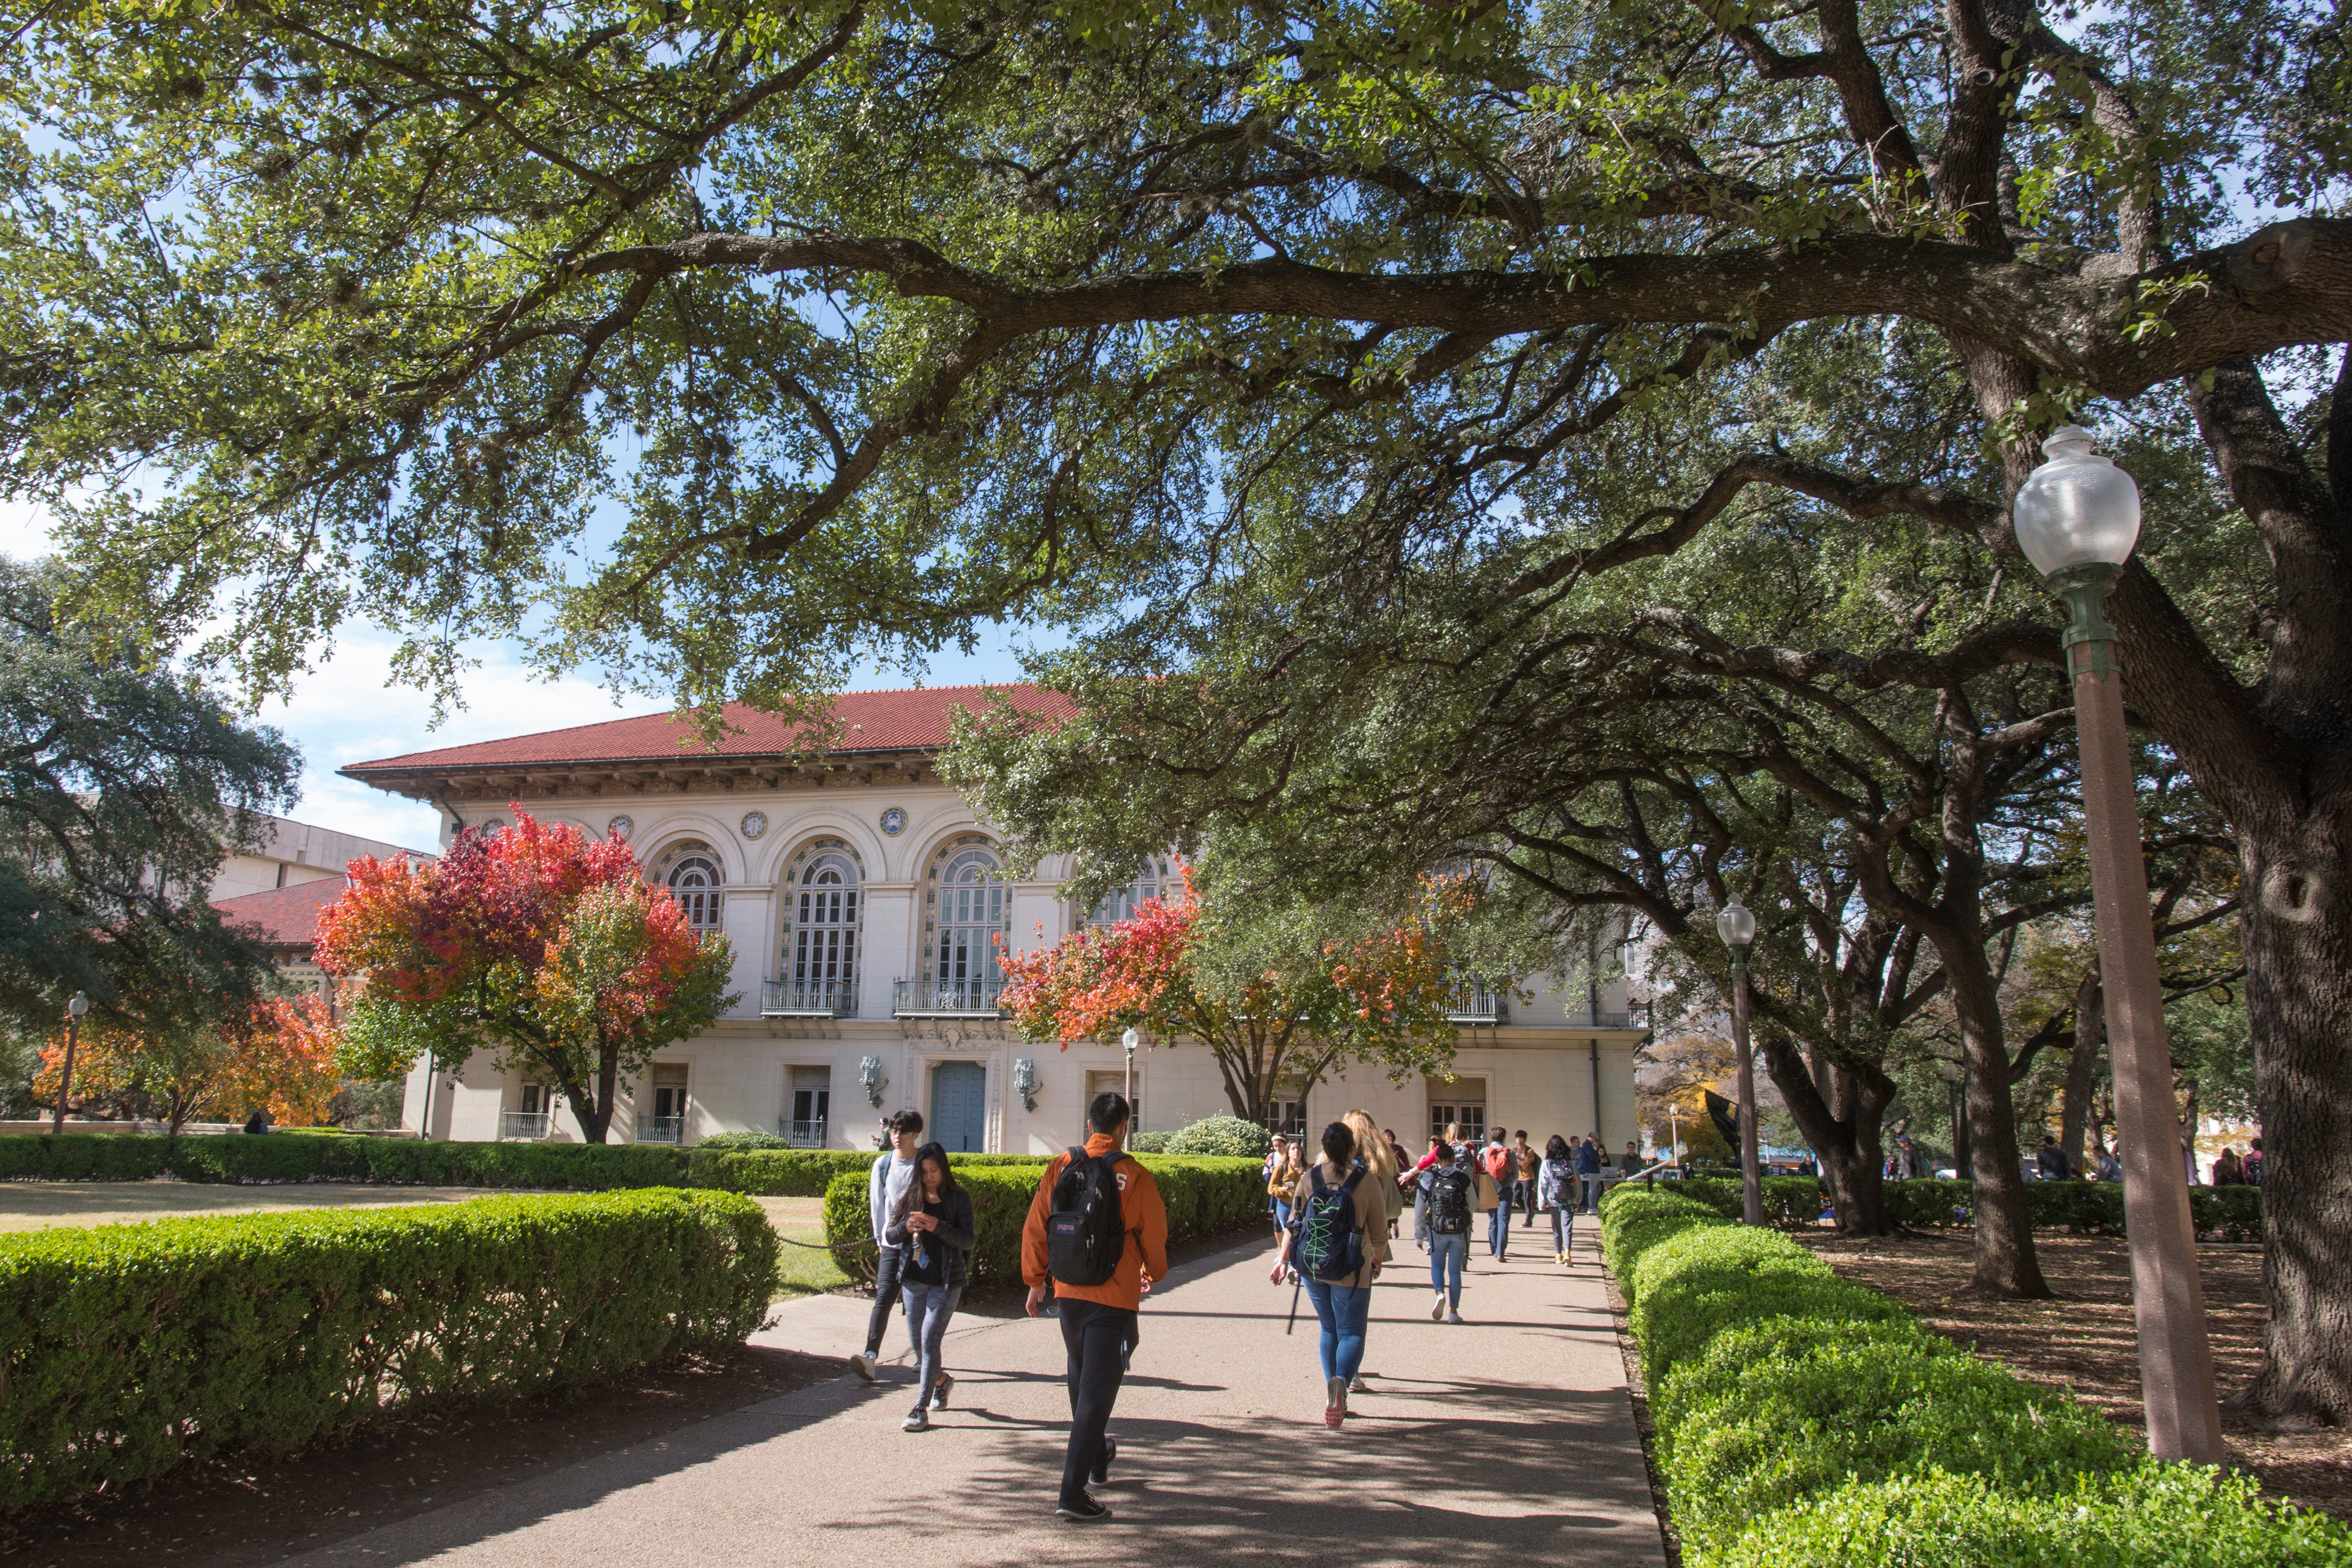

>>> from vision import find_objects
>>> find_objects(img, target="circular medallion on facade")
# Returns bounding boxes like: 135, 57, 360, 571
880, 807, 908, 836
740, 810, 767, 840
606, 815, 633, 842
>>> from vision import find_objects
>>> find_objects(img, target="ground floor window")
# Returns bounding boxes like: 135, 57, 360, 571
787, 1066, 830, 1146
1085, 1068, 1141, 1136
1429, 1077, 1486, 1143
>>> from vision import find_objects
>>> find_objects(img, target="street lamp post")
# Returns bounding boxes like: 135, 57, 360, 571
1121, 1027, 1139, 1148
1715, 898, 1764, 1226
1938, 1058, 1970, 1178
2012, 424, 2222, 1463
51, 991, 89, 1135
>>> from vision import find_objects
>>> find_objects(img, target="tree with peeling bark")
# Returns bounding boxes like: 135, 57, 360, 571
2, 0, 2348, 1420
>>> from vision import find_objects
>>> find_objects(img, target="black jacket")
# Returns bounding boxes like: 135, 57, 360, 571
884, 1186, 978, 1289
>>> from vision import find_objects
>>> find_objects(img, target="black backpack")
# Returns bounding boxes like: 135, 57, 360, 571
1427, 1165, 1473, 1236
1047, 1147, 1129, 1286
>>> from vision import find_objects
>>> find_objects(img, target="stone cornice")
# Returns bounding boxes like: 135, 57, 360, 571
341, 749, 941, 803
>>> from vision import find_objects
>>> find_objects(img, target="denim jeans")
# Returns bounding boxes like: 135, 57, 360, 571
1302, 1278, 1370, 1384
1273, 1197, 1292, 1233
1551, 1204, 1574, 1255
900, 1281, 962, 1404
1428, 1231, 1467, 1307
865, 1244, 905, 1354
1517, 1178, 1536, 1223
1486, 1198, 1512, 1258
1581, 1173, 1601, 1211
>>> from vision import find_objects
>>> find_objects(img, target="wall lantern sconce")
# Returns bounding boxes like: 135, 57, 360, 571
1012, 1057, 1040, 1113
859, 1055, 887, 1108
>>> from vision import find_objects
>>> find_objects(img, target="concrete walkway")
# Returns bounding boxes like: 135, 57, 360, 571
290, 1220, 1666, 1567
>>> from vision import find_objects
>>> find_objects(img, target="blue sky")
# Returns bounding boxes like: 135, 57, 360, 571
0, 499, 1045, 850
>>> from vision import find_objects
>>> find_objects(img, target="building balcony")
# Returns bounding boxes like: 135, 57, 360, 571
498, 1110, 550, 1141
1568, 1009, 1636, 1030
1445, 983, 1510, 1025
763, 979, 858, 1019
637, 1115, 684, 1145
777, 1116, 829, 1148
893, 978, 1004, 1017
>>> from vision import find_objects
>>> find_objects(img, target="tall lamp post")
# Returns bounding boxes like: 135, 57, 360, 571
1939, 1057, 1970, 1178
1715, 897, 1764, 1226
50, 991, 89, 1135
1121, 1027, 1139, 1148
2012, 424, 2222, 1462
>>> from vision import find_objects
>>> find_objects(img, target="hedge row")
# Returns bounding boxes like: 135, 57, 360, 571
0, 1131, 692, 1189
818, 1154, 1266, 1287
684, 1147, 1050, 1196
1664, 1174, 2263, 1241
0, 1188, 775, 1514
1598, 1184, 2348, 1568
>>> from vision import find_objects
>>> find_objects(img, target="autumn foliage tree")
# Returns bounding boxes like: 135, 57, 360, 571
33, 991, 342, 1133
319, 810, 735, 1144
999, 866, 1469, 1126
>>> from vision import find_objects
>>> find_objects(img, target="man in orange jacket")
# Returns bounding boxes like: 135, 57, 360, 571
1022, 1091, 1167, 1524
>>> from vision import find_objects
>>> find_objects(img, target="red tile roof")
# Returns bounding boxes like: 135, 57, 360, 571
213, 876, 349, 949
341, 684, 1070, 774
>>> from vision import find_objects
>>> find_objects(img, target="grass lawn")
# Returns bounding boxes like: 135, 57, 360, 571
750, 1195, 855, 1298
0, 1181, 546, 1233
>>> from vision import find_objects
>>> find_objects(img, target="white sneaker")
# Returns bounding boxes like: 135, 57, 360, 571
1447, 1311, 1464, 1324
1430, 1294, 1445, 1321
1349, 1375, 1369, 1393
849, 1350, 876, 1382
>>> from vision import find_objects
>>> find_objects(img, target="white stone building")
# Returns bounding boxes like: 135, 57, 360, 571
344, 685, 1645, 1153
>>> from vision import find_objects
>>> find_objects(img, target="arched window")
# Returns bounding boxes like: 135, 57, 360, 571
935, 847, 1007, 999
1091, 855, 1175, 926
792, 853, 859, 993
659, 842, 725, 933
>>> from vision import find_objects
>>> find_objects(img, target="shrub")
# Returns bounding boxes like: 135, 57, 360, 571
0, 1188, 774, 1513
1878, 1179, 2260, 1242
688, 1148, 1050, 1196
1126, 1130, 1172, 1153
0, 1132, 690, 1188
819, 1154, 1266, 1284
1704, 1462, 2352, 1568
1599, 1186, 1725, 1290
1627, 1224, 1885, 1385
1662, 1336, 2132, 1555
1674, 1175, 1832, 1229
1651, 1313, 1953, 1440
694, 1130, 796, 1152
1162, 1115, 1273, 1159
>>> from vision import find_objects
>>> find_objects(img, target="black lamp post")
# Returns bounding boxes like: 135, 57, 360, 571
50, 991, 89, 1134
1714, 898, 1763, 1226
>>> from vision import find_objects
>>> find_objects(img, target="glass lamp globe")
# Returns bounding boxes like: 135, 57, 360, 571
2010, 425, 2141, 577
1715, 899, 1756, 951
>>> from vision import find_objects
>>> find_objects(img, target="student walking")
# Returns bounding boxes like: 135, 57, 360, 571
1271, 1120, 1389, 1425
1576, 1134, 1604, 1212
850, 1110, 923, 1382
1482, 1131, 1514, 1259
885, 1141, 977, 1430
1266, 1135, 1302, 1240
1345, 1110, 1406, 1251
1514, 1131, 1538, 1227
1420, 1141, 1473, 1322
1023, 1091, 1168, 1524
1539, 1135, 1578, 1265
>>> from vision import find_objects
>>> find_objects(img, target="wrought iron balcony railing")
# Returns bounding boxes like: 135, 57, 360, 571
1445, 983, 1509, 1024
762, 979, 858, 1018
1568, 1009, 1635, 1029
893, 978, 1005, 1016
777, 1117, 829, 1148
637, 1115, 684, 1145
499, 1110, 549, 1142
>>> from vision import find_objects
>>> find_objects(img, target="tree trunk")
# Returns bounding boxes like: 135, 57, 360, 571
1759, 1033, 1895, 1235
1944, 941, 2054, 1297
2060, 964, 2104, 1179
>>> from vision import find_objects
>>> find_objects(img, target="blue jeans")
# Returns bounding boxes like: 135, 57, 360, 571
1273, 1197, 1292, 1233
1551, 1204, 1574, 1254
1302, 1278, 1370, 1384
1486, 1199, 1511, 1257
900, 1281, 962, 1404
1428, 1232, 1467, 1308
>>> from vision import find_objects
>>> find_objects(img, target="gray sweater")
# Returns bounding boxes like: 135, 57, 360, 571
868, 1152, 917, 1249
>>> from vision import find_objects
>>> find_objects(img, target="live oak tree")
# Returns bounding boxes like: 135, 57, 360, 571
321, 810, 735, 1142
3, 0, 2348, 1419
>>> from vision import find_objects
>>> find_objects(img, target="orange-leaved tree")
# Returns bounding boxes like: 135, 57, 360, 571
33, 991, 342, 1132
319, 808, 736, 1143
999, 863, 1467, 1126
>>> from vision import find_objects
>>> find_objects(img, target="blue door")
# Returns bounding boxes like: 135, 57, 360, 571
930, 1061, 988, 1154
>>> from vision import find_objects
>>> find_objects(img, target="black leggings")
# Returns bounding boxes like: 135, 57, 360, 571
864, 1245, 904, 1355
1057, 1298, 1136, 1503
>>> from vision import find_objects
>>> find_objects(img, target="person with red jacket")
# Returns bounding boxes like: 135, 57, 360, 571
1022, 1091, 1168, 1524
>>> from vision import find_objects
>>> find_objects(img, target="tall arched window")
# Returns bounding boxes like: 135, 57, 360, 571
659, 843, 725, 933
792, 853, 859, 997
935, 847, 1007, 1003
1092, 855, 1175, 926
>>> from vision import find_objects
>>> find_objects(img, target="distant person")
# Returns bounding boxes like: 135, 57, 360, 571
1419, 1141, 1473, 1323
2213, 1147, 2246, 1186
1576, 1134, 1604, 1211
2036, 1135, 2072, 1182
1512, 1130, 1538, 1226
884, 1142, 976, 1431
1621, 1139, 1642, 1174
2094, 1143, 2123, 1183
1266, 1135, 1303, 1241
1271, 1120, 1388, 1425
1345, 1109, 1405, 1249
1482, 1131, 1514, 1258
2245, 1137, 2264, 1186
851, 1110, 924, 1383
1539, 1134, 1578, 1266
1023, 1091, 1167, 1524
242, 1109, 272, 1135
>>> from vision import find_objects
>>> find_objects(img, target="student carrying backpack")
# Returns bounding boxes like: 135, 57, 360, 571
1268, 1121, 1388, 1426
1047, 1142, 1130, 1286
1419, 1142, 1473, 1323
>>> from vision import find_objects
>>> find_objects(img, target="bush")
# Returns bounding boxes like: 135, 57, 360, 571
1676, 1175, 1835, 1229
1599, 1185, 1725, 1290
0, 1132, 689, 1189
1878, 1178, 2262, 1242
1705, 1463, 2352, 1568
1650, 1314, 1954, 1441
819, 1154, 1266, 1285
1126, 1130, 1172, 1153
693, 1130, 796, 1152
687, 1148, 1050, 1197
1162, 1115, 1272, 1160
0, 1188, 774, 1513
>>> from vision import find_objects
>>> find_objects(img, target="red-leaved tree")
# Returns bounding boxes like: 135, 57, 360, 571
999, 864, 1466, 1126
319, 809, 735, 1143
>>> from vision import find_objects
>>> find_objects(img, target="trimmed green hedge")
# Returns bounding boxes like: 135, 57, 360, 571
0, 1131, 690, 1189
1657, 1174, 2263, 1242
0, 1188, 775, 1514
684, 1147, 1049, 1196
819, 1154, 1266, 1286
1595, 1183, 2346, 1566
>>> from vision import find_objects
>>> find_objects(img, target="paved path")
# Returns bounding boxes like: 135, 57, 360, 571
289, 1220, 1665, 1567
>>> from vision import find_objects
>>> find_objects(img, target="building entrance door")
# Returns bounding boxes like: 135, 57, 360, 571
931, 1060, 988, 1153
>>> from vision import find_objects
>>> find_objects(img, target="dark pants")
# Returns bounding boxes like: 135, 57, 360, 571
1517, 1178, 1535, 1224
1486, 1200, 1511, 1258
1057, 1298, 1135, 1504
864, 1244, 904, 1354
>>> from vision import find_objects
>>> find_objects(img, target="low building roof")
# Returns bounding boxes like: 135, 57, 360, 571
213, 876, 351, 951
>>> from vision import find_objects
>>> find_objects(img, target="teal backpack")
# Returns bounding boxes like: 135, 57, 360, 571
1288, 1164, 1368, 1281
